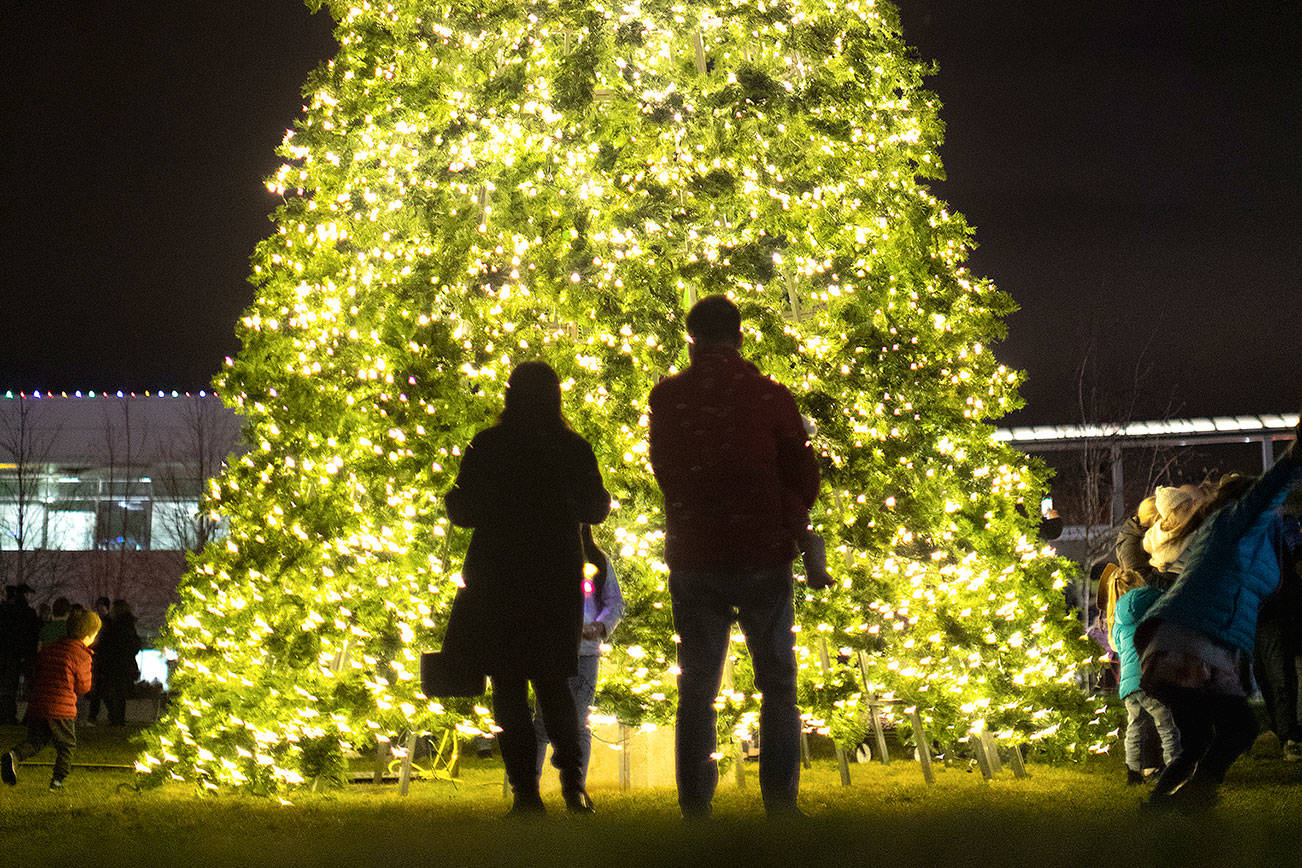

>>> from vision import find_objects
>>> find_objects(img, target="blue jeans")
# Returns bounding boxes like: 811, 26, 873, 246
1123, 690, 1180, 771
534, 653, 601, 785
670, 565, 800, 815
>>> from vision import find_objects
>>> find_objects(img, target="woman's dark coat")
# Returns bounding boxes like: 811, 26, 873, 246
442, 423, 610, 680
1115, 515, 1152, 574
95, 614, 141, 693
1116, 516, 1175, 589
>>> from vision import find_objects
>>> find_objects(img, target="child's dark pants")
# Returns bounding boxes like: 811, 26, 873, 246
1151, 689, 1257, 799
12, 717, 77, 781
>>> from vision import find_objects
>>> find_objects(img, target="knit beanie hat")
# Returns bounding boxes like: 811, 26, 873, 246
66, 610, 102, 641
1154, 485, 1192, 519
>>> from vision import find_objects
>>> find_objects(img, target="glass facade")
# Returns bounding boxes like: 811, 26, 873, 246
0, 465, 208, 552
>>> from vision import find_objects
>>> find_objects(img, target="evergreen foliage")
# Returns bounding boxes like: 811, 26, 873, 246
140, 0, 1100, 793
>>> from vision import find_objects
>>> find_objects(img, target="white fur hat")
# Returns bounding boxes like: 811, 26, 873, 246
1154, 485, 1192, 518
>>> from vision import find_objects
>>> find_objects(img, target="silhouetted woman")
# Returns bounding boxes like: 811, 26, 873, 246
96, 600, 140, 726
444, 361, 610, 815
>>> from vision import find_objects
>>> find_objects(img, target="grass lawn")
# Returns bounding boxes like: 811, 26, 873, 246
3, 723, 1302, 867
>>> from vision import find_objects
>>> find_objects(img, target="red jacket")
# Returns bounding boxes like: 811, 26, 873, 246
25, 638, 93, 721
649, 346, 820, 569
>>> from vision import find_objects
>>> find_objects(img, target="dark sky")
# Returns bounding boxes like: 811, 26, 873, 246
1, 1, 1298, 425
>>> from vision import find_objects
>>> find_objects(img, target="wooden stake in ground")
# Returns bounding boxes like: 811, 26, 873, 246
973, 734, 994, 781
980, 731, 1003, 775
399, 732, 417, 796
909, 707, 936, 785
818, 638, 851, 786
857, 651, 891, 766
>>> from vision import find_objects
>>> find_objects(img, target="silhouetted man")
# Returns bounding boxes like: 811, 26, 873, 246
648, 294, 821, 818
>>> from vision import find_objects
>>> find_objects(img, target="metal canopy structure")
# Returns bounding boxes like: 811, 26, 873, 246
997, 413, 1297, 453
995, 413, 1300, 527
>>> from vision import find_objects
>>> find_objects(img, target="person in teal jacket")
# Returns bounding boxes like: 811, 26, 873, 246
1135, 413, 1302, 811
1108, 570, 1179, 784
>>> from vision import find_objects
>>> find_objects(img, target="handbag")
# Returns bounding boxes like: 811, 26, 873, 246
420, 651, 486, 698
419, 518, 487, 698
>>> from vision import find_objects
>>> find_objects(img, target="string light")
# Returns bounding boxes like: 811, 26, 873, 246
139, 0, 1098, 794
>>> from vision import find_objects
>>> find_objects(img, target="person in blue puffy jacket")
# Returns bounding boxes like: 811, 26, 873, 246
1106, 569, 1179, 785
1135, 413, 1302, 811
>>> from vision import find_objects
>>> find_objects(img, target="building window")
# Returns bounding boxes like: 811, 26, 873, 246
44, 506, 94, 550
150, 500, 204, 551
95, 501, 152, 551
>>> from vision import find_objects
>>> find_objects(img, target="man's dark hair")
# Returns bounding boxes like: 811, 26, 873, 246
686, 295, 741, 343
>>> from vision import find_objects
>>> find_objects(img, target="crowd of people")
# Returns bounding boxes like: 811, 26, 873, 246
0, 589, 143, 790
438, 291, 1302, 820
442, 287, 1299, 820
4, 295, 1297, 815
1095, 436, 1302, 811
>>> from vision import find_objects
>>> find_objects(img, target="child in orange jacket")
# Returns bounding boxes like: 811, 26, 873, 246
2, 609, 101, 790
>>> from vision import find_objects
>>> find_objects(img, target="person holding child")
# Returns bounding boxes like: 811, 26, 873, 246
1135, 412, 1302, 811
2, 609, 101, 790
648, 294, 823, 819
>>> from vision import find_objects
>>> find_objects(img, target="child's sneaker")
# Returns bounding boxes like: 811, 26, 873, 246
1, 751, 17, 786
48, 778, 63, 791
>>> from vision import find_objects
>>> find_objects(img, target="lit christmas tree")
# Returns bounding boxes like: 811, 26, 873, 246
140, 0, 1100, 793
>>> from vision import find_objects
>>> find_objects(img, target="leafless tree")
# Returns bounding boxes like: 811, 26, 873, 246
85, 398, 149, 604
152, 394, 235, 561
0, 395, 67, 593
1056, 340, 1183, 572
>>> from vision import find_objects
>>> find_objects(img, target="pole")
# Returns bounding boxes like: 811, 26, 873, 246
619, 724, 632, 791
858, 651, 890, 766
818, 638, 851, 785
973, 735, 994, 781
399, 732, 417, 796
1109, 442, 1125, 527
909, 707, 935, 784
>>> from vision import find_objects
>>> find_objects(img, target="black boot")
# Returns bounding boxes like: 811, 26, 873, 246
1126, 768, 1144, 786
505, 792, 546, 818
563, 788, 595, 814
560, 769, 595, 814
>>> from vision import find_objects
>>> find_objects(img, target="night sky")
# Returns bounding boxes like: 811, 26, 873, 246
1, 1, 1298, 425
